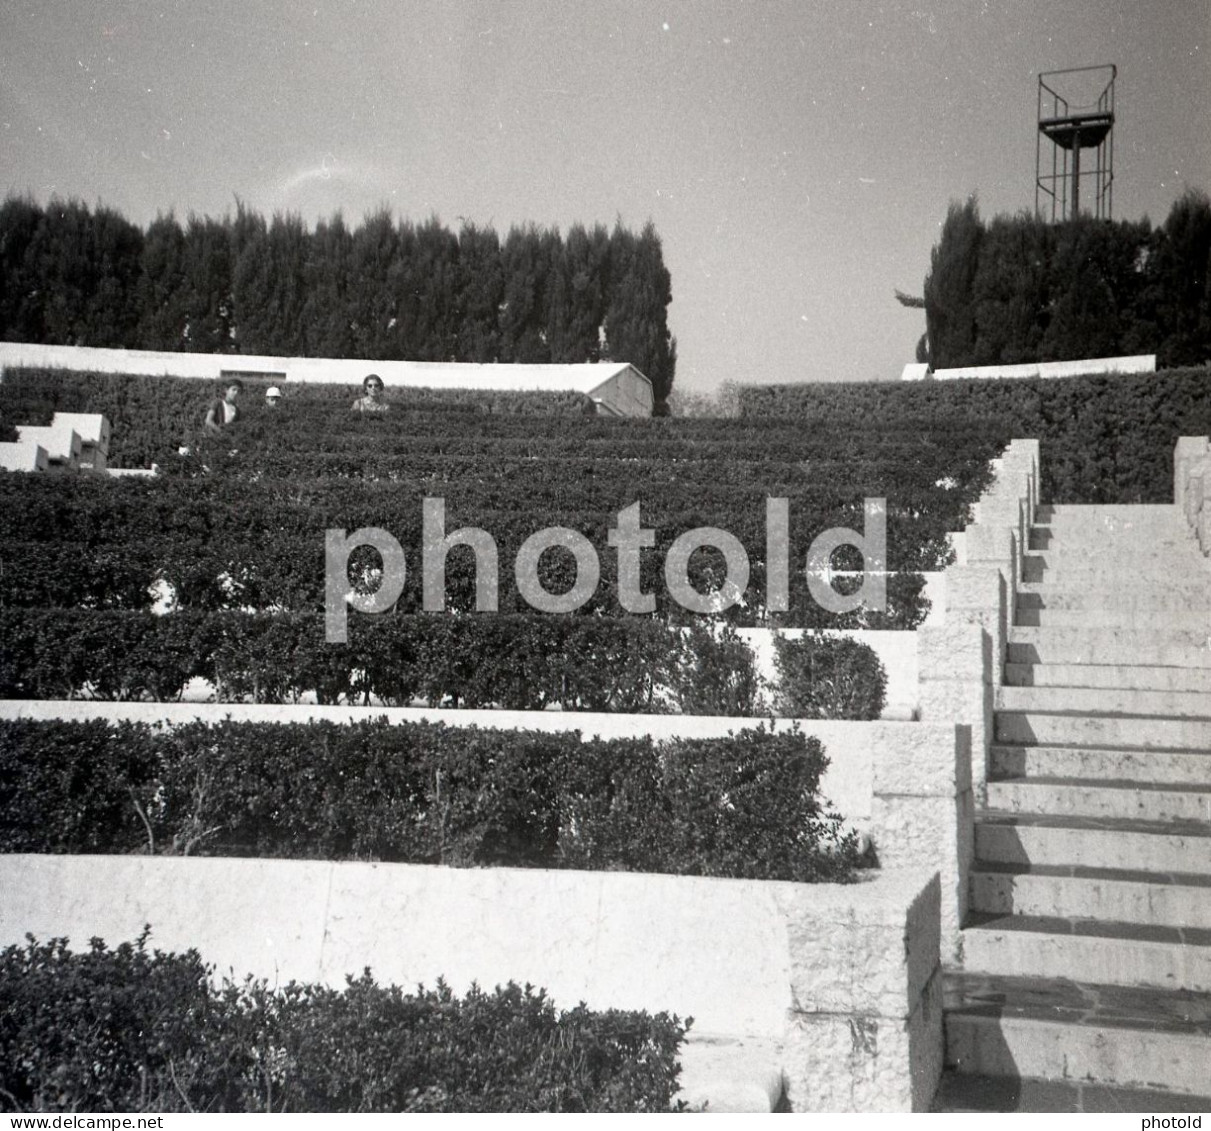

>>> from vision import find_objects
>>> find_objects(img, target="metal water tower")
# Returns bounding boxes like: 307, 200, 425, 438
1036, 64, 1116, 221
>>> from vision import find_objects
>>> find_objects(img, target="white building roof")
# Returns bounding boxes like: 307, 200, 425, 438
0, 343, 644, 396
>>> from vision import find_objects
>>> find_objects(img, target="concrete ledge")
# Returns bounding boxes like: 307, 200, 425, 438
0, 855, 942, 1113
932, 356, 1156, 381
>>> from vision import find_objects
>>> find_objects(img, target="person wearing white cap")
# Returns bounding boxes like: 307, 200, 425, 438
265, 385, 283, 408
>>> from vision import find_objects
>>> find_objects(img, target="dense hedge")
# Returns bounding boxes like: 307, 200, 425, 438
0, 367, 603, 465
737, 367, 1211, 504
773, 633, 889, 720
0, 459, 944, 625
0, 609, 772, 711
0, 366, 1015, 629
1, 365, 1003, 475
0, 933, 687, 1112
0, 717, 860, 880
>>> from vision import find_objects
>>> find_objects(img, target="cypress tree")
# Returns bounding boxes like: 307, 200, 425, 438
302, 212, 355, 358
0, 194, 46, 342
136, 212, 189, 351
499, 223, 552, 363
179, 213, 236, 353
603, 220, 676, 400
348, 208, 402, 360
923, 197, 983, 368
456, 221, 504, 362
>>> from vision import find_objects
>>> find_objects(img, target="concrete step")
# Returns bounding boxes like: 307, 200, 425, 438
997, 684, 1211, 718
975, 812, 1211, 874
943, 971, 1211, 1097
932, 1070, 1211, 1113
985, 777, 1211, 824
1014, 605, 1211, 628
996, 710, 1211, 750
1029, 527, 1196, 545
1009, 628, 1211, 668
990, 743, 1211, 785
1038, 504, 1185, 521
1022, 541, 1208, 561
1004, 663, 1211, 694
1016, 587, 1211, 612
1021, 557, 1211, 584
960, 912, 1211, 991
969, 862, 1211, 928
1028, 530, 1204, 553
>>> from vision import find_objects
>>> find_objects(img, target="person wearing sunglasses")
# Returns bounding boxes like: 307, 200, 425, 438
351, 374, 390, 413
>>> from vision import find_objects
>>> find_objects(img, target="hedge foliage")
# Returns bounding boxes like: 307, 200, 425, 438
737, 367, 1211, 504
0, 369, 1003, 631
0, 717, 860, 881
0, 932, 688, 1112
0, 609, 774, 712
773, 633, 889, 720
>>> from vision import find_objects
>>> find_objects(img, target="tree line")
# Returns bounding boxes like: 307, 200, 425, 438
920, 189, 1211, 370
0, 196, 677, 401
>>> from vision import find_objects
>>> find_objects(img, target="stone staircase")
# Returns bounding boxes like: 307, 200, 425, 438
935, 504, 1211, 1111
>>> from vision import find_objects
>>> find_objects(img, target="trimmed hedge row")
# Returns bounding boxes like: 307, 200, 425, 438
0, 609, 758, 710
0, 717, 860, 881
0, 611, 889, 721
0, 367, 599, 464
0, 470, 938, 624
737, 368, 1211, 504
0, 933, 687, 1113
1, 365, 1005, 470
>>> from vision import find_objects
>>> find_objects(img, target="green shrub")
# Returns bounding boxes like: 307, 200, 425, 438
0, 932, 687, 1113
0, 718, 860, 882
772, 633, 888, 720
557, 729, 859, 882
671, 623, 766, 716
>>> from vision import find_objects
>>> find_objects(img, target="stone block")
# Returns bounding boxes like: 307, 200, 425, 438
1174, 436, 1209, 511
781, 967, 942, 1112
963, 523, 1015, 569
945, 564, 1005, 612
871, 721, 968, 797
944, 566, 1006, 673
780, 871, 939, 1018
868, 793, 966, 958
918, 623, 991, 686
917, 679, 992, 734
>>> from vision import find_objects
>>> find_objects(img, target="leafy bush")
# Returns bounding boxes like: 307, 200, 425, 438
0, 932, 688, 1112
0, 718, 860, 881
671, 623, 767, 716
772, 633, 888, 720
0, 609, 702, 711
558, 729, 858, 882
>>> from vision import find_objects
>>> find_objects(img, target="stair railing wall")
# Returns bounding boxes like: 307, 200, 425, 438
1175, 436, 1211, 556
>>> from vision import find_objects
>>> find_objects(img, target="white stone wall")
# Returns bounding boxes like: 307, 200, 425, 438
0, 855, 941, 1112
931, 355, 1155, 380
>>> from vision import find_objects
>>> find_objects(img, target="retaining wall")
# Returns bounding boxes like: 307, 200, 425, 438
0, 854, 942, 1112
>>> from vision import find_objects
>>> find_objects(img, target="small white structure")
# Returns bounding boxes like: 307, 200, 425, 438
0, 442, 48, 473
902, 354, 1157, 381
48, 412, 112, 470
14, 423, 83, 471
4, 413, 112, 474
0, 344, 655, 417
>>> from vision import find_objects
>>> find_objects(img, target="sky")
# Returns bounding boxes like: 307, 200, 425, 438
1, 1, 1207, 396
